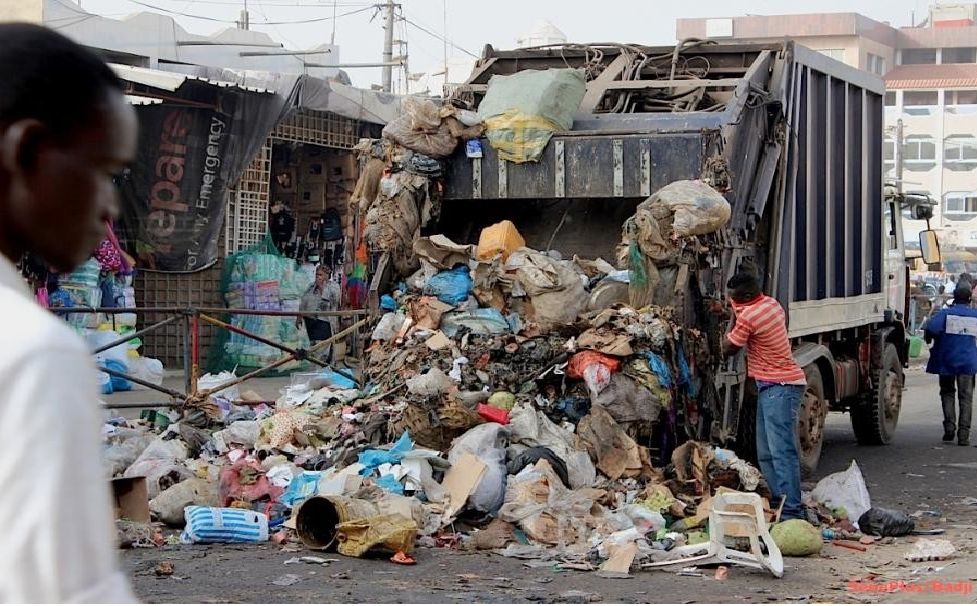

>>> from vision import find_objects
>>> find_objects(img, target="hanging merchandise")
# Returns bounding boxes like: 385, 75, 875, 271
270, 203, 296, 251
321, 208, 344, 242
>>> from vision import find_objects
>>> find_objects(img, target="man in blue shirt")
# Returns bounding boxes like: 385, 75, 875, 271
925, 285, 977, 445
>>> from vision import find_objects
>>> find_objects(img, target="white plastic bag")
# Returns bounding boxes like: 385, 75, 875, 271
371, 312, 406, 342
406, 368, 454, 396
498, 460, 594, 545
103, 429, 154, 477
197, 371, 241, 401
212, 421, 260, 453
508, 402, 596, 489
622, 504, 666, 532
129, 357, 164, 386
150, 478, 220, 526
447, 423, 510, 513
651, 180, 731, 237
85, 329, 129, 366
124, 436, 193, 499
811, 460, 872, 522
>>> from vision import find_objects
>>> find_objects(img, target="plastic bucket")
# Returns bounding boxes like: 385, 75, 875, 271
295, 496, 379, 550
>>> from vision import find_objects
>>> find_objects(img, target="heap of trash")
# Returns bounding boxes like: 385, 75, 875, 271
101, 87, 928, 577
103, 200, 775, 575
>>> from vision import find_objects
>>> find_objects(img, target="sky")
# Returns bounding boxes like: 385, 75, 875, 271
71, 0, 932, 88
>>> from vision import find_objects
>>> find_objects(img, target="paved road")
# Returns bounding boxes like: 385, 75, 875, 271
124, 368, 977, 604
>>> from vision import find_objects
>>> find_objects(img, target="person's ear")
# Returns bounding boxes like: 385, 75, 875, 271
0, 118, 47, 175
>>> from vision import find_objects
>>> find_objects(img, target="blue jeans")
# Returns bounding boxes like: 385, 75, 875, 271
756, 383, 805, 520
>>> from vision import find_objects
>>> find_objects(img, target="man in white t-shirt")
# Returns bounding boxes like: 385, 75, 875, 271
0, 24, 139, 602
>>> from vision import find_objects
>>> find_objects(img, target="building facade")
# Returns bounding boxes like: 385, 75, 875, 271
0, 0, 342, 80
678, 4, 977, 251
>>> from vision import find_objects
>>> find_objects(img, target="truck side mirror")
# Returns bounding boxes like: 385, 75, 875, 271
911, 204, 934, 221
920, 230, 942, 265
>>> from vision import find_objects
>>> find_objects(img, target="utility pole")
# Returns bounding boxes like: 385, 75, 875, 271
239, 0, 250, 30
381, 0, 395, 93
442, 0, 448, 87
330, 0, 338, 45
895, 117, 904, 194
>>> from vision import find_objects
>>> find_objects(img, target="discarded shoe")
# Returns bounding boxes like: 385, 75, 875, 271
390, 551, 417, 565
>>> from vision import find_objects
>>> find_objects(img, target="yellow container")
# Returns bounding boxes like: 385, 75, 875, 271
477, 220, 526, 261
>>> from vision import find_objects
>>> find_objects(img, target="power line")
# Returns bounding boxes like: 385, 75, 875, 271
130, 0, 374, 5
124, 0, 376, 25
254, 0, 301, 49
401, 15, 477, 59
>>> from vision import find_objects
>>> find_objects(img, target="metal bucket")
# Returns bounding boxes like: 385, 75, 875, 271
295, 496, 379, 550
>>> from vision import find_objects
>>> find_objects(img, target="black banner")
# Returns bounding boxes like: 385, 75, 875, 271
120, 95, 237, 272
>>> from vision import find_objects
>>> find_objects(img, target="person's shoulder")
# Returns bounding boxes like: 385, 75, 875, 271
0, 286, 87, 360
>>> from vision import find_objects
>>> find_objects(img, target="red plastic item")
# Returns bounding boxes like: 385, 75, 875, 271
477, 403, 510, 424
391, 551, 417, 565
567, 350, 621, 379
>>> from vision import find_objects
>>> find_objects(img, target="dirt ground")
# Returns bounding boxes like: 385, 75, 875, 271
120, 368, 977, 604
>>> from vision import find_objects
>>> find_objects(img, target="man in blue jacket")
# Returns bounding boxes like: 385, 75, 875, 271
925, 285, 977, 445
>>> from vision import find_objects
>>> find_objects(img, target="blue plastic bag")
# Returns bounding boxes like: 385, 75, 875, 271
104, 359, 131, 392
98, 370, 113, 395
358, 432, 414, 475
376, 474, 405, 495
425, 266, 473, 306
645, 353, 673, 389
441, 308, 510, 338
676, 342, 697, 397
280, 472, 323, 508
380, 294, 397, 311
318, 368, 357, 390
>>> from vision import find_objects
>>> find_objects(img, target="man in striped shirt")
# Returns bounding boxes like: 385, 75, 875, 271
722, 270, 806, 521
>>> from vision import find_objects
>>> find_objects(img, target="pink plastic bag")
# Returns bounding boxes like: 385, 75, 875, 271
219, 460, 284, 508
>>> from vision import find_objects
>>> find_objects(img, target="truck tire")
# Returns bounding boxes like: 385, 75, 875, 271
851, 342, 903, 445
798, 365, 827, 478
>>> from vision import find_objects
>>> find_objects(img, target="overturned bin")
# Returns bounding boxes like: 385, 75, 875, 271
295, 496, 379, 550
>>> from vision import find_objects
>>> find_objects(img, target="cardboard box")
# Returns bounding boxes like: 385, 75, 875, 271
112, 477, 150, 524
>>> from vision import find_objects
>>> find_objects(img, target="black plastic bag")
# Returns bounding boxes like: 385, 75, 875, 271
857, 507, 915, 537
506, 447, 571, 488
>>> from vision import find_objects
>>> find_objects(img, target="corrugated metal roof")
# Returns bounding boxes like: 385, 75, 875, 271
124, 94, 163, 106
110, 64, 273, 94
885, 64, 977, 89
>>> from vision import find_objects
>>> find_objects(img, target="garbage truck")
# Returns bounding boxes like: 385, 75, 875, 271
435, 40, 942, 474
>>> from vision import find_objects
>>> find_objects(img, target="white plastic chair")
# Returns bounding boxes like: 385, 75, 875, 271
643, 491, 784, 578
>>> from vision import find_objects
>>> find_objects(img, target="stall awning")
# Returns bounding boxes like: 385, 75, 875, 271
111, 63, 274, 95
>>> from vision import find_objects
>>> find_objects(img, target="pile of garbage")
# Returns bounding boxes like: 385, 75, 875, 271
100, 83, 768, 571
100, 86, 929, 576
103, 206, 780, 574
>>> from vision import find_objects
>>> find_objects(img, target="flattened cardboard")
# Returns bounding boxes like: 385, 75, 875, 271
601, 541, 638, 574
112, 477, 150, 524
440, 452, 487, 520
425, 331, 452, 351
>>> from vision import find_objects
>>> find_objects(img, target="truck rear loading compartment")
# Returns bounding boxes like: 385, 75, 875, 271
441, 40, 887, 340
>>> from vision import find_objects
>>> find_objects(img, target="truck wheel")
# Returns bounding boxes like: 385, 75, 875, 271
798, 365, 827, 478
851, 342, 903, 445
